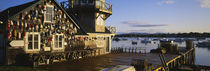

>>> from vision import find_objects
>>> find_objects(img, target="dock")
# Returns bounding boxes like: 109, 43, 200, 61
47, 53, 177, 71
46, 47, 195, 71
41, 40, 210, 71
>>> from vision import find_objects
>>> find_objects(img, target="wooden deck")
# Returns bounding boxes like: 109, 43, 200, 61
47, 53, 178, 71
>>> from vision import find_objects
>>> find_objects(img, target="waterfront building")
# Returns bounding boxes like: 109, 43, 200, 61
0, 0, 115, 65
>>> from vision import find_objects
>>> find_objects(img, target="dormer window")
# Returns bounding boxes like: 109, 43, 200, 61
44, 5, 54, 23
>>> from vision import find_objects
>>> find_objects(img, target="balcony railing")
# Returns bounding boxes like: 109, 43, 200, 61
61, 0, 112, 14
95, 0, 112, 13
106, 26, 116, 34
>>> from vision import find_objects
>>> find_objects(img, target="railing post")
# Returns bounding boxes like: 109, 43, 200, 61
145, 48, 147, 55
121, 48, 123, 53
114, 48, 116, 53
115, 48, 117, 53
139, 48, 142, 54
94, 50, 96, 56
124, 48, 127, 53
98, 49, 100, 55
135, 48, 137, 53
129, 48, 131, 53
112, 48, 114, 53
117, 47, 119, 53
118, 47, 120, 53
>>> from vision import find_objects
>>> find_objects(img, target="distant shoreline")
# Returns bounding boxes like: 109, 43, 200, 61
115, 33, 210, 38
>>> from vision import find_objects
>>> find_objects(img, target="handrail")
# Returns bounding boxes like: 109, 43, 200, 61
106, 26, 116, 34
61, 0, 112, 13
95, 0, 112, 12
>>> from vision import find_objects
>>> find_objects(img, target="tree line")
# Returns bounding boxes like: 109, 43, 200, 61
115, 32, 210, 38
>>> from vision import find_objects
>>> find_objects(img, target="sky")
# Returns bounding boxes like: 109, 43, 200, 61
0, 0, 210, 34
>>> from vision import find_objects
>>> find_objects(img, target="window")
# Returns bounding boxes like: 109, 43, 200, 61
25, 32, 40, 51
28, 35, 33, 49
81, 0, 88, 4
53, 34, 64, 49
44, 5, 54, 23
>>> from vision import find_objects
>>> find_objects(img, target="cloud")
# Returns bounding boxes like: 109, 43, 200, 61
200, 0, 210, 8
122, 21, 169, 27
128, 29, 165, 33
157, 0, 176, 6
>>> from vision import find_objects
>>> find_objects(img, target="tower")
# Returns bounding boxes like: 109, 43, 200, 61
61, 0, 112, 32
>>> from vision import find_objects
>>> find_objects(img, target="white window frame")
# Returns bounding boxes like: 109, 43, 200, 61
53, 34, 64, 49
25, 32, 41, 51
44, 4, 54, 23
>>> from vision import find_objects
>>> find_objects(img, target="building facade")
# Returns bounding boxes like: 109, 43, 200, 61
0, 0, 115, 66
61, 0, 115, 54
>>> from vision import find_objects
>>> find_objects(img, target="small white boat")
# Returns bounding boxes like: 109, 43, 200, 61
137, 37, 141, 40
196, 41, 210, 47
141, 38, 153, 44
206, 38, 210, 41
173, 38, 184, 43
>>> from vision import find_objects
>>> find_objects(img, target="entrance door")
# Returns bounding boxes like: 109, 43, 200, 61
0, 34, 4, 64
105, 37, 110, 52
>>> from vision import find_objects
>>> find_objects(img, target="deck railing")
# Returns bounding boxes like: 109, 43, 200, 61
111, 47, 147, 54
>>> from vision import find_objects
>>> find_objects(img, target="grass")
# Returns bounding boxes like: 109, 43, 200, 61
0, 66, 47, 71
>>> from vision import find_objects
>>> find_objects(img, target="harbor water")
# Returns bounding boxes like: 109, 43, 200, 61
111, 37, 210, 66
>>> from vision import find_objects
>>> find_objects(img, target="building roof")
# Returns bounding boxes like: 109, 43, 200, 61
0, 0, 87, 35
0, 0, 39, 20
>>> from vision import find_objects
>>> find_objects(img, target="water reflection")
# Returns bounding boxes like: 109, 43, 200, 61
112, 37, 210, 66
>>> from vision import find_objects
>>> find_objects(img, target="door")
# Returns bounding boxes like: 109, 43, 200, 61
105, 37, 110, 52
0, 34, 4, 64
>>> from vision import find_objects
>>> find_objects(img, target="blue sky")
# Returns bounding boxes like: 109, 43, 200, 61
1, 0, 210, 33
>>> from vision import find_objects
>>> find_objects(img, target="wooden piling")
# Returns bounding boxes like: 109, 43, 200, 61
128, 48, 131, 53
124, 48, 127, 53
139, 48, 142, 54
135, 48, 137, 53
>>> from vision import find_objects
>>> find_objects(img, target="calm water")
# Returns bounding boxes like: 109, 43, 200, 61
111, 37, 210, 66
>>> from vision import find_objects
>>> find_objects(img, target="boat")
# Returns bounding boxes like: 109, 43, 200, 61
160, 38, 168, 41
206, 38, 210, 41
196, 41, 210, 47
173, 38, 184, 43
141, 38, 153, 44
122, 38, 128, 41
152, 38, 160, 41
137, 37, 141, 40
132, 41, 138, 45
113, 37, 120, 41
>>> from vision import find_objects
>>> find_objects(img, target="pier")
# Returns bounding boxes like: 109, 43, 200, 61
46, 47, 197, 71
46, 40, 210, 71
110, 47, 196, 71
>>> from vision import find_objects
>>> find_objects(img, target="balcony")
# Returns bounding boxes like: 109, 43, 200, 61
61, 0, 112, 14
95, 0, 112, 14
